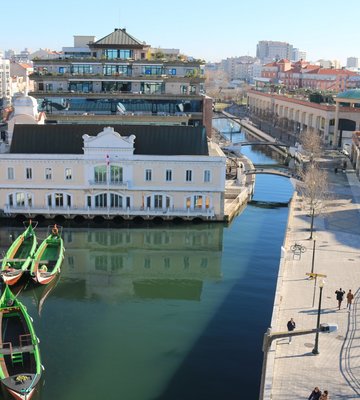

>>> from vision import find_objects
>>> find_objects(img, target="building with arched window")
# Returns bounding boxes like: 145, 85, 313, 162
0, 125, 226, 221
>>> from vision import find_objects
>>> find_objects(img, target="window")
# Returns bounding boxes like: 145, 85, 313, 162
7, 167, 14, 180
165, 169, 172, 182
145, 169, 152, 181
110, 193, 123, 208
154, 195, 163, 209
194, 195, 203, 209
110, 166, 123, 183
186, 170, 192, 182
65, 168, 72, 180
55, 193, 64, 207
204, 170, 211, 182
45, 168, 52, 180
95, 193, 107, 207
94, 166, 107, 183
16, 193, 25, 207
26, 168, 32, 180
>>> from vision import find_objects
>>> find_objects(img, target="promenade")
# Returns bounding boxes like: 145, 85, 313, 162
263, 163, 360, 399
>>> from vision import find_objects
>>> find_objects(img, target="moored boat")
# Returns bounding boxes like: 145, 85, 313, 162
0, 285, 42, 400
1, 222, 38, 286
30, 225, 64, 285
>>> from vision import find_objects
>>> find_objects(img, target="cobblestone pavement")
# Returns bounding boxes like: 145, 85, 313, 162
265, 165, 360, 399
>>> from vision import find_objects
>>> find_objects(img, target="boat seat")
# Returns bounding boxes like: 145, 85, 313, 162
11, 352, 23, 365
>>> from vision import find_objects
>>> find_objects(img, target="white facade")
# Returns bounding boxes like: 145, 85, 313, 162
0, 127, 226, 221
0, 58, 11, 107
347, 57, 359, 68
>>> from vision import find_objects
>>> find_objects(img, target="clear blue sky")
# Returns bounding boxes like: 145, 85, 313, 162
2, 0, 360, 65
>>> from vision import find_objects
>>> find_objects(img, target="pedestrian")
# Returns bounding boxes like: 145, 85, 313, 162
346, 289, 354, 311
308, 386, 322, 400
319, 390, 329, 399
287, 317, 296, 343
335, 288, 345, 310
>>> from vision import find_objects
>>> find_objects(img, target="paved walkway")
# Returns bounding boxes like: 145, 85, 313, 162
264, 166, 360, 399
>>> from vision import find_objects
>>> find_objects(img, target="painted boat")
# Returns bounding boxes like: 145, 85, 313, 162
0, 285, 42, 400
1, 222, 38, 286
30, 225, 64, 285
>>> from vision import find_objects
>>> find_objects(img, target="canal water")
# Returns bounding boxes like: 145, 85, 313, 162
0, 119, 294, 400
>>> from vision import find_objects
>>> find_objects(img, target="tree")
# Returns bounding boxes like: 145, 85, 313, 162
297, 163, 329, 239
299, 129, 322, 161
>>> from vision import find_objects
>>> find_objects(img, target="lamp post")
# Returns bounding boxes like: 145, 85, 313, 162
312, 280, 325, 355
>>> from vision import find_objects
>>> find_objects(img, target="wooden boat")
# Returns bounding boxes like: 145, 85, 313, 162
0, 285, 42, 400
1, 222, 38, 286
30, 225, 64, 285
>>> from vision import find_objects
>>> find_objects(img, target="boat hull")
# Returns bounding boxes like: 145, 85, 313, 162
0, 286, 42, 400
31, 227, 64, 285
1, 223, 37, 286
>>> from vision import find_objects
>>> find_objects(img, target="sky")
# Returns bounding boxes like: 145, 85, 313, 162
2, 0, 360, 65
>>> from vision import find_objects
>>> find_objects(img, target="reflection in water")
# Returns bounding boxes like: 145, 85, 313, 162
0, 223, 225, 400
1, 225, 223, 303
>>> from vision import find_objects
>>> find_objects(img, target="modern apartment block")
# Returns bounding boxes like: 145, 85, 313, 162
29, 28, 213, 136
256, 41, 293, 64
0, 57, 11, 108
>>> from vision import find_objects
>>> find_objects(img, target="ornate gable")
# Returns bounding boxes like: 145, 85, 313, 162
83, 126, 135, 158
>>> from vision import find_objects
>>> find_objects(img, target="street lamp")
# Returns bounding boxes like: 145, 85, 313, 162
312, 280, 325, 355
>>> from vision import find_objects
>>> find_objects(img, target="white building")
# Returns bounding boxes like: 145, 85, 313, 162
0, 124, 226, 221
0, 57, 11, 107
347, 57, 359, 69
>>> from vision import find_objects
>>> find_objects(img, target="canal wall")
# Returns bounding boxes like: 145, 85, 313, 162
261, 191, 297, 399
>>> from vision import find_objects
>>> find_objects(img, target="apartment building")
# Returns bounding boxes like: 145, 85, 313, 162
260, 59, 358, 92
0, 124, 226, 221
0, 58, 11, 107
29, 28, 213, 136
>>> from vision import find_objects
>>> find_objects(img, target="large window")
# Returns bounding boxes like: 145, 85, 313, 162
142, 66, 165, 75
110, 193, 123, 208
8, 192, 33, 208
47, 193, 71, 208
68, 82, 93, 92
110, 166, 123, 183
102, 81, 131, 92
104, 49, 132, 59
103, 65, 131, 76
70, 65, 93, 75
95, 166, 107, 183
95, 193, 107, 207
140, 82, 164, 94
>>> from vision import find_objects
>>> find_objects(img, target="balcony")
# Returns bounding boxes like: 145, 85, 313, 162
3, 205, 216, 221
88, 180, 129, 189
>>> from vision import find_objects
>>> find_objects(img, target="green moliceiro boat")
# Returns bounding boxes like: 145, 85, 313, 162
1, 221, 38, 286
0, 285, 43, 400
30, 225, 64, 285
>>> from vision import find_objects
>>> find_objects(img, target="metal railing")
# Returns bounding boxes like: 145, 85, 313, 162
3, 205, 216, 219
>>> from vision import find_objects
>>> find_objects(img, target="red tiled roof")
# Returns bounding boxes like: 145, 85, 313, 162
317, 69, 357, 76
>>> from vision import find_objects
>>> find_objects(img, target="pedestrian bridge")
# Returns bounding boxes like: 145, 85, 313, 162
244, 168, 302, 180
223, 141, 290, 150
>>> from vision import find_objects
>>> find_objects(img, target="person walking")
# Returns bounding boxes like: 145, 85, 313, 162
335, 288, 345, 310
319, 390, 329, 399
308, 386, 322, 400
287, 317, 296, 343
346, 290, 354, 311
